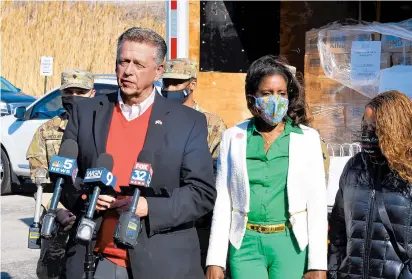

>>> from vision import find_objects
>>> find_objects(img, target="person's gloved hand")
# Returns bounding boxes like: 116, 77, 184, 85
56, 209, 76, 231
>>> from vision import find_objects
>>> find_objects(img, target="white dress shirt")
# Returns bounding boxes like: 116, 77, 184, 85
117, 88, 155, 121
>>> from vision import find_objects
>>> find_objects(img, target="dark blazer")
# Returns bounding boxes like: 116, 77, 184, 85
61, 91, 216, 279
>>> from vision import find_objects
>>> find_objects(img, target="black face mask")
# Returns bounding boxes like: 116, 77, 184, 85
161, 88, 190, 104
62, 95, 87, 116
361, 130, 384, 163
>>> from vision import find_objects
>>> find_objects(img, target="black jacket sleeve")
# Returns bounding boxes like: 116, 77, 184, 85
145, 114, 216, 235
328, 158, 354, 278
59, 103, 83, 216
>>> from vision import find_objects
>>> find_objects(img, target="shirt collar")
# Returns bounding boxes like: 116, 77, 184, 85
117, 87, 156, 111
248, 117, 303, 137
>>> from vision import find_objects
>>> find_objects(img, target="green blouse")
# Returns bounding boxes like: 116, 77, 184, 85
246, 118, 303, 224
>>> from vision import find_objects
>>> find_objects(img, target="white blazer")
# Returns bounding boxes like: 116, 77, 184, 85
206, 120, 328, 271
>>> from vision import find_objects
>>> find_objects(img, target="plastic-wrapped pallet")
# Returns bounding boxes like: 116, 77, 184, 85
304, 19, 412, 143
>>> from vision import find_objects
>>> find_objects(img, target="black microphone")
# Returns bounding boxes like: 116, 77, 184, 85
41, 139, 78, 239
114, 151, 153, 249
76, 154, 116, 243
28, 168, 48, 249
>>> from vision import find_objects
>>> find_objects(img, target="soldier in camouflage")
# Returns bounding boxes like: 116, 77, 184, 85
161, 58, 227, 275
26, 69, 96, 279
161, 58, 227, 159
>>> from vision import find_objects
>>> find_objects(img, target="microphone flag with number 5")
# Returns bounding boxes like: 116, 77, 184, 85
42, 139, 78, 239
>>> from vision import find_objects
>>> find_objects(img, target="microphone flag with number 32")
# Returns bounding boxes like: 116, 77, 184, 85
129, 162, 153, 187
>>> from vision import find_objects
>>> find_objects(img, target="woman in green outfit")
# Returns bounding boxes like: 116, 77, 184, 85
206, 56, 327, 279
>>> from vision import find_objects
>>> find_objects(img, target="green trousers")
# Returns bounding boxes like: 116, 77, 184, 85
229, 227, 307, 279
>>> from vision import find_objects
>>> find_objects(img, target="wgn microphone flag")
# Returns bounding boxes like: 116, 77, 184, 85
76, 153, 116, 243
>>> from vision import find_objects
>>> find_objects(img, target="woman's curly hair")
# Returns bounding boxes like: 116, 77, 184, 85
245, 55, 310, 126
368, 90, 412, 183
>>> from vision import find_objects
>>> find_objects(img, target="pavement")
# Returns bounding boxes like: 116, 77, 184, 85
1, 195, 39, 279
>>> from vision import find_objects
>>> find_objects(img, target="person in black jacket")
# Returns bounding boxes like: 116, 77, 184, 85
328, 90, 412, 279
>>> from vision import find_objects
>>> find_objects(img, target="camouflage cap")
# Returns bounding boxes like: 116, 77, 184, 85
163, 58, 197, 80
60, 69, 94, 91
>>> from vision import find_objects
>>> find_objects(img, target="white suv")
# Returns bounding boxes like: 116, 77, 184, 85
0, 75, 162, 194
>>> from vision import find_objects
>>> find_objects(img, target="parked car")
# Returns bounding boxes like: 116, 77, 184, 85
0, 75, 163, 194
1, 76, 22, 93
0, 76, 36, 116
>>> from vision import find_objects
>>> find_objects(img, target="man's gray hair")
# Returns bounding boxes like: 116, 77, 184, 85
116, 27, 167, 65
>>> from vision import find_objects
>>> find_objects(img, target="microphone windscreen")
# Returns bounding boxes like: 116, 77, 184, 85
58, 139, 79, 159
96, 153, 114, 171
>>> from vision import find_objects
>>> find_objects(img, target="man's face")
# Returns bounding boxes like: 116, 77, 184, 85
61, 88, 95, 98
116, 40, 163, 97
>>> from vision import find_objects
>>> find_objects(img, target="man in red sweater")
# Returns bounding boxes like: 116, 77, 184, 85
61, 27, 216, 279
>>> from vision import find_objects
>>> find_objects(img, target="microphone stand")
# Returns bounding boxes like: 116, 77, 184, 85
84, 240, 95, 279
78, 183, 98, 279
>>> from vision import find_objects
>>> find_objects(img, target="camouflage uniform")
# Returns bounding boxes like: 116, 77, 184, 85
320, 139, 330, 183
193, 103, 227, 159
26, 69, 94, 279
164, 58, 228, 276
26, 114, 69, 279
163, 58, 227, 159
27, 115, 68, 209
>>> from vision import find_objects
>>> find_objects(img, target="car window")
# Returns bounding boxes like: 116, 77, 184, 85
29, 83, 119, 120
94, 84, 118, 95
1, 79, 14, 91
30, 90, 63, 120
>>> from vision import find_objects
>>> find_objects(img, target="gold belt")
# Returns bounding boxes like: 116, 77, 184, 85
246, 223, 291, 234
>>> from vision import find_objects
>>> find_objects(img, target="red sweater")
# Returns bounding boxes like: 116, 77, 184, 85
94, 103, 152, 267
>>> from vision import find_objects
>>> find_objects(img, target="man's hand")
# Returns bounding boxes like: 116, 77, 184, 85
56, 209, 76, 231
303, 270, 326, 279
135, 197, 148, 217
115, 197, 132, 213
206, 266, 224, 279
96, 195, 116, 211
115, 197, 148, 216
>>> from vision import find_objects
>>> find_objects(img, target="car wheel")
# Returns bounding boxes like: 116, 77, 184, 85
1, 148, 12, 195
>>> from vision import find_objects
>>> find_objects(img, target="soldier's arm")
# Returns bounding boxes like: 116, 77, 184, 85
26, 127, 48, 182
210, 119, 227, 159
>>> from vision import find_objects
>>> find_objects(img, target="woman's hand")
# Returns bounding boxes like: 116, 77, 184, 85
303, 270, 326, 279
206, 265, 225, 279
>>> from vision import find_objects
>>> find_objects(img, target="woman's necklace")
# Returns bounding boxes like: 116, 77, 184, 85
261, 134, 276, 146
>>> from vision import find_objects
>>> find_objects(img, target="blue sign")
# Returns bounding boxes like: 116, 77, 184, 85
84, 167, 116, 187
49, 155, 78, 183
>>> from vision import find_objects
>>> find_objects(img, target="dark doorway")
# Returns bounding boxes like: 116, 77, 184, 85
200, 1, 281, 73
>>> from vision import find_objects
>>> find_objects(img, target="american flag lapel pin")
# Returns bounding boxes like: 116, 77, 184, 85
155, 120, 163, 125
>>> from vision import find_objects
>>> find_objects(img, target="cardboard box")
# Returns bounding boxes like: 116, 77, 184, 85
304, 53, 351, 78
305, 29, 319, 54
325, 30, 379, 54
392, 53, 412, 66
381, 22, 412, 53
308, 101, 368, 144
305, 77, 371, 103
382, 36, 412, 53
304, 53, 391, 79
305, 77, 349, 103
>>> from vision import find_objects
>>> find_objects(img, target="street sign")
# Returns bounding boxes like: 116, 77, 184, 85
40, 56, 53, 77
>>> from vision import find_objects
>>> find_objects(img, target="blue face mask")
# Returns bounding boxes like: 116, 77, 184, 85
254, 95, 289, 126
161, 88, 190, 104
